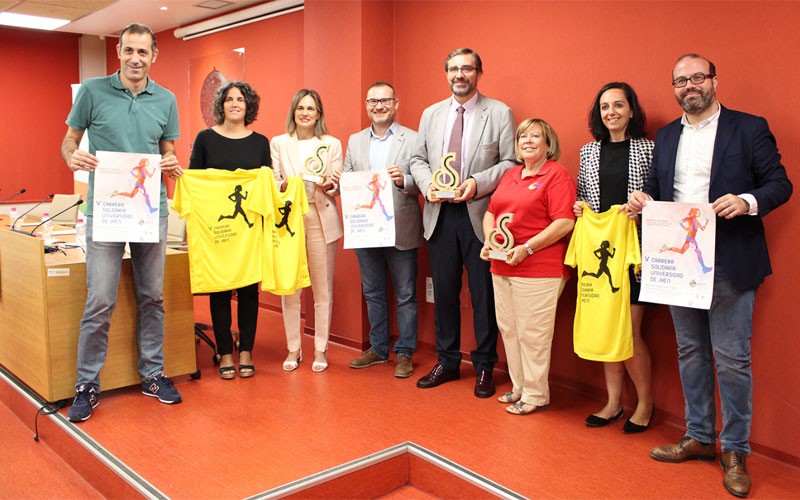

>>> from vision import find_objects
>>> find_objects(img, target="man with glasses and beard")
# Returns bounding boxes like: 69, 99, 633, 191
411, 48, 515, 398
628, 53, 792, 498
344, 82, 423, 378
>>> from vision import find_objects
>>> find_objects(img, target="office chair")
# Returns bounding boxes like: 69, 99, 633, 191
49, 193, 82, 225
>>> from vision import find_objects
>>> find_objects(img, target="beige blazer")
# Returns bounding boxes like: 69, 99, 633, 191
410, 93, 516, 241
270, 133, 344, 244
343, 123, 423, 251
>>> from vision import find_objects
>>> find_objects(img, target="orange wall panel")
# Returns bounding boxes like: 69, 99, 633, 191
0, 27, 78, 203
303, 0, 368, 346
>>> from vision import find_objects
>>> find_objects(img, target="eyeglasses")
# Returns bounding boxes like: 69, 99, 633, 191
366, 98, 396, 107
446, 65, 477, 75
672, 72, 715, 88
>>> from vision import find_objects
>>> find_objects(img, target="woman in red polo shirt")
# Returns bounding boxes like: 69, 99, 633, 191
481, 118, 576, 415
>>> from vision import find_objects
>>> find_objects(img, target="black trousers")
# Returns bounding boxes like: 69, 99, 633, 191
428, 202, 498, 372
209, 282, 259, 356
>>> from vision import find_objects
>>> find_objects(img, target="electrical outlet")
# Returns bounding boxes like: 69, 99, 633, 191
425, 277, 434, 303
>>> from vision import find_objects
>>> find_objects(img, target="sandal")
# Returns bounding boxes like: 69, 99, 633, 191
497, 391, 521, 404
239, 364, 255, 378
311, 350, 328, 373
506, 401, 547, 415
218, 366, 236, 380
282, 350, 302, 372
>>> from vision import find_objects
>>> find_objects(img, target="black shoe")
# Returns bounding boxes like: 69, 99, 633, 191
623, 407, 654, 434
584, 407, 623, 427
474, 370, 495, 398
68, 385, 99, 422
416, 364, 460, 389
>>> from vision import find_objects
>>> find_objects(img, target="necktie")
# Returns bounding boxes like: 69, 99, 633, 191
447, 106, 465, 179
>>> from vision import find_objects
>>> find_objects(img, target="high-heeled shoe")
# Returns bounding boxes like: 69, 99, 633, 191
282, 350, 302, 372
238, 351, 255, 378
311, 350, 328, 373
218, 354, 235, 380
623, 406, 654, 434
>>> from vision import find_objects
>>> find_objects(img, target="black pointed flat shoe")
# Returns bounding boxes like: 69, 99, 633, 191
623, 407, 654, 434
584, 407, 623, 427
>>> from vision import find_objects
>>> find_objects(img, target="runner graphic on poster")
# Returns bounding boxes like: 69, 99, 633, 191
93, 151, 162, 242
639, 201, 715, 309
340, 169, 395, 249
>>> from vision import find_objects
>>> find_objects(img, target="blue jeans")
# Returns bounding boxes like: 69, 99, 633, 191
354, 247, 418, 358
669, 270, 756, 454
75, 216, 168, 391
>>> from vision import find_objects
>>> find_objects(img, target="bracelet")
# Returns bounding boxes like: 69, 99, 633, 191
524, 242, 534, 255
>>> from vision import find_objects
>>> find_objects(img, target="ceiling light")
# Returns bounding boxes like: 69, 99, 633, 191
160, 6, 168, 11
0, 12, 69, 31
175, 0, 304, 40
196, 0, 235, 9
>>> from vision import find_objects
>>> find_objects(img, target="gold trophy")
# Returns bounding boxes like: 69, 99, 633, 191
430, 152, 461, 199
487, 213, 514, 260
303, 144, 329, 184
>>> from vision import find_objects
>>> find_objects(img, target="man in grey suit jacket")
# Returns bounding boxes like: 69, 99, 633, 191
411, 48, 515, 398
344, 82, 424, 378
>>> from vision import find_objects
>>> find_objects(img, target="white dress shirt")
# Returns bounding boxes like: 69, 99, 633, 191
673, 102, 758, 214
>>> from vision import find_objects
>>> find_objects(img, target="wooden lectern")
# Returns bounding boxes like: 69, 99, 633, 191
0, 224, 196, 401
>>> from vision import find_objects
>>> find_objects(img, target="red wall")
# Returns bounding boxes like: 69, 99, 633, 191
392, 0, 799, 462
0, 27, 78, 203
115, 0, 799, 461
6, 0, 797, 461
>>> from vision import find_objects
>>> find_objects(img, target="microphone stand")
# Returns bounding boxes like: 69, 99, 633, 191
0, 188, 26, 204
27, 200, 84, 252
10, 193, 54, 231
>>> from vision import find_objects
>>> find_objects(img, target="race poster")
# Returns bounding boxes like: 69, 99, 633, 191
93, 151, 162, 242
340, 169, 395, 249
639, 201, 716, 309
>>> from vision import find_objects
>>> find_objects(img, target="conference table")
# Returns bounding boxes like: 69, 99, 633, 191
0, 214, 196, 402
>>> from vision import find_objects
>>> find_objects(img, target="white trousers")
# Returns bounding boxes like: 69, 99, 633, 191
281, 204, 337, 353
493, 275, 566, 406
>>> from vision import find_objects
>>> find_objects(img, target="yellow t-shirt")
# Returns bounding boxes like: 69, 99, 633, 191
174, 168, 273, 294
264, 176, 311, 295
565, 203, 641, 361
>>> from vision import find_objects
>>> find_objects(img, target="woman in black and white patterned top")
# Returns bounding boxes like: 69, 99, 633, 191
574, 82, 655, 434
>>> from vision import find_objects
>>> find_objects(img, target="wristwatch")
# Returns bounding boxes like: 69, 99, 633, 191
524, 242, 534, 255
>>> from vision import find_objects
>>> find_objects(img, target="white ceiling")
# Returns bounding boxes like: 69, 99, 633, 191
1, 0, 268, 37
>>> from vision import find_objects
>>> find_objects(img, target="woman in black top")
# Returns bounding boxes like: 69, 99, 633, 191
189, 81, 270, 379
574, 82, 655, 433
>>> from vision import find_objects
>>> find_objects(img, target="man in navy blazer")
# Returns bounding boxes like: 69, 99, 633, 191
628, 54, 792, 498
344, 82, 423, 378
411, 48, 516, 398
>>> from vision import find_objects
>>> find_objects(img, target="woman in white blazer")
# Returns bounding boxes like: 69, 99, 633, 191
270, 89, 343, 372
574, 82, 655, 433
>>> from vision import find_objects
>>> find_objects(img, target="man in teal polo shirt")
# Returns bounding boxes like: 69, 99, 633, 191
61, 23, 184, 422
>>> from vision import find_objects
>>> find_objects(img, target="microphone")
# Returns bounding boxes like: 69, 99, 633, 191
29, 199, 84, 238
0, 187, 26, 204
10, 193, 54, 231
